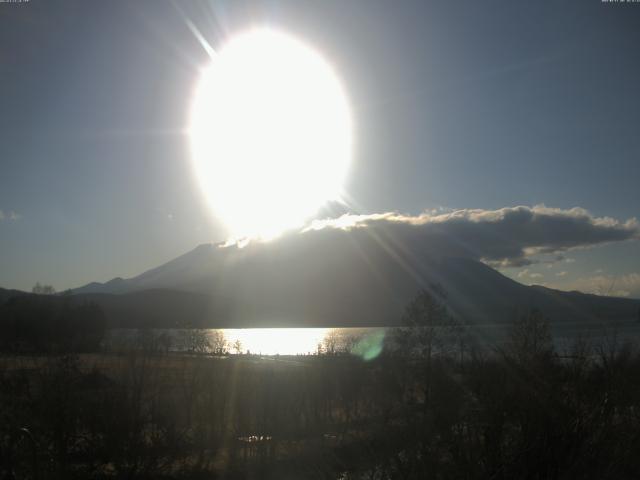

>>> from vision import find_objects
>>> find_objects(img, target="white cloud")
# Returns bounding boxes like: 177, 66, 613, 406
302, 205, 639, 268
0, 210, 20, 221
517, 269, 543, 280
556, 271, 568, 277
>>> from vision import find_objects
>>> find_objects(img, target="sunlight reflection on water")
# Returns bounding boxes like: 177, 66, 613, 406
106, 321, 640, 358
106, 327, 387, 357
222, 328, 330, 355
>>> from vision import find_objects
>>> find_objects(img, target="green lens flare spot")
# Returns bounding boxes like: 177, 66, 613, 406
351, 329, 386, 361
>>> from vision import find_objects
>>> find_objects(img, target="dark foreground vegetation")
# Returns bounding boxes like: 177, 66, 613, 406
0, 292, 106, 354
2, 289, 640, 479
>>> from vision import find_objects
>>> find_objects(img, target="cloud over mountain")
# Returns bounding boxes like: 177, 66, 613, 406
0, 210, 20, 221
72, 204, 640, 326
302, 205, 639, 268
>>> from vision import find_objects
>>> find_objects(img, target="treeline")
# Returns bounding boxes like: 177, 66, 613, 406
2, 286, 640, 478
0, 294, 106, 353
2, 316, 640, 478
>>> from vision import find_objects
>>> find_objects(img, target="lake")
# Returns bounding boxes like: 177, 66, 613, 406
104, 320, 640, 356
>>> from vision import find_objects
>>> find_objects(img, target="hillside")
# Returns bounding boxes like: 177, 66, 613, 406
70, 233, 640, 328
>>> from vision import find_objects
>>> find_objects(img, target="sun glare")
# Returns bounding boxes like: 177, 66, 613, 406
189, 29, 353, 239
224, 328, 329, 355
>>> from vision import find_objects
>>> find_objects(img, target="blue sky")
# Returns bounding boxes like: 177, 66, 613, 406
1, 0, 639, 295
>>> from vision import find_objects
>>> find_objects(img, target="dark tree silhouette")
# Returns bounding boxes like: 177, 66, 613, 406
400, 283, 457, 358
31, 282, 56, 295
506, 307, 553, 364
0, 295, 106, 352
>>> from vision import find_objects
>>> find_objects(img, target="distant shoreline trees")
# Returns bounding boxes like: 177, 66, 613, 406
31, 282, 56, 295
0, 293, 106, 353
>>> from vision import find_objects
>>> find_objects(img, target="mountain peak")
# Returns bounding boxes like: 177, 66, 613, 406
69, 238, 640, 327
193, 243, 215, 251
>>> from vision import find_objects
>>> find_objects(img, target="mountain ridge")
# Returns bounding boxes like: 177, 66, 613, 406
65, 239, 640, 328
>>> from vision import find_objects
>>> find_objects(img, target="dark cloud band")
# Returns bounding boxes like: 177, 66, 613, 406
301, 205, 639, 267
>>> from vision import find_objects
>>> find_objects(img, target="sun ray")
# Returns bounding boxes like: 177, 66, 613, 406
189, 29, 352, 239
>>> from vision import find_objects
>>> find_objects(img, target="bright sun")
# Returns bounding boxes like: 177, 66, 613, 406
189, 29, 353, 239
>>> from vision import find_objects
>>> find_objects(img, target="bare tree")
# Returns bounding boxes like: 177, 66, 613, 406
181, 329, 211, 355
32, 282, 56, 295
506, 308, 553, 364
401, 284, 457, 405
401, 283, 456, 359
209, 330, 227, 355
